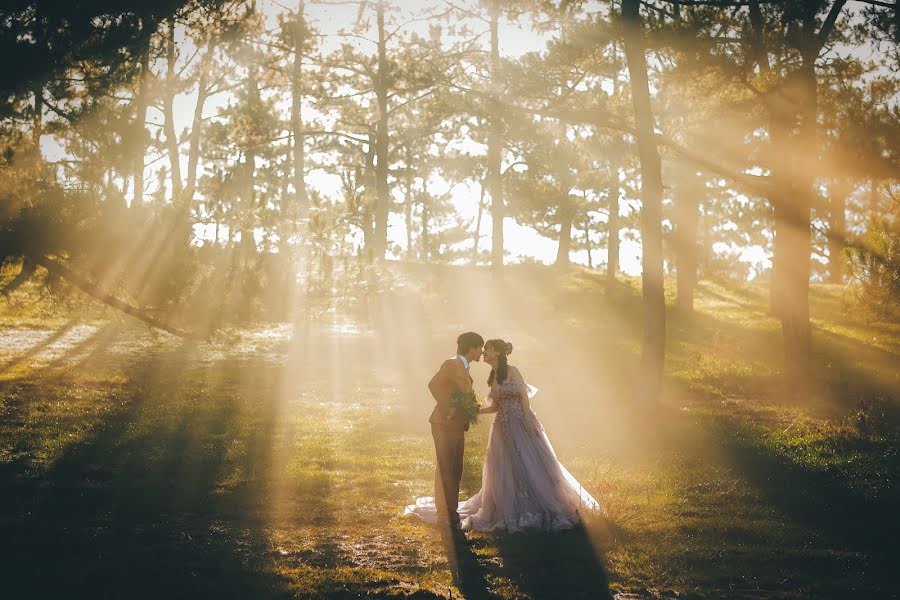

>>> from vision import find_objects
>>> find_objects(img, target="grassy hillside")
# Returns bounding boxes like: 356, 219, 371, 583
0, 264, 897, 599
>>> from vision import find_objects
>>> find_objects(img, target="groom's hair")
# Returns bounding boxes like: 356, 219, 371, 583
456, 332, 484, 355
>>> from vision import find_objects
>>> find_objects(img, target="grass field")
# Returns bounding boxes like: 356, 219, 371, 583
0, 264, 897, 599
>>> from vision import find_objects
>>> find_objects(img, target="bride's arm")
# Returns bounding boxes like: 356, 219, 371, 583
479, 393, 499, 414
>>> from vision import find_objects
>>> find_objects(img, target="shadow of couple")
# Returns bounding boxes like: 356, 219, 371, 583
438, 521, 613, 600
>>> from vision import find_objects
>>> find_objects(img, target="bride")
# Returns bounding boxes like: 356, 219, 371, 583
406, 338, 600, 532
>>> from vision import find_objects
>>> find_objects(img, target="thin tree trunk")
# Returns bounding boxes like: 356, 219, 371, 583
133, 34, 151, 207
372, 0, 390, 259
622, 0, 666, 406
607, 164, 620, 284
584, 216, 593, 269
607, 49, 622, 286
163, 17, 183, 202
241, 154, 256, 255
291, 5, 308, 224
404, 153, 414, 258
240, 67, 260, 257
675, 176, 700, 312
32, 85, 43, 150
472, 182, 486, 265
556, 193, 574, 267
488, 7, 503, 271
286, 4, 309, 300
421, 196, 430, 262
405, 184, 413, 258
184, 37, 215, 208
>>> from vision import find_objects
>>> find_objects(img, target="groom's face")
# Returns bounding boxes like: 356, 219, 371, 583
465, 345, 483, 363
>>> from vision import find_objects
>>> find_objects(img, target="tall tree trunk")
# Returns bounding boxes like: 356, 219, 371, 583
776, 11, 832, 392
768, 111, 791, 317
372, 0, 390, 259
421, 196, 430, 262
769, 113, 811, 386
291, 5, 308, 224
360, 136, 378, 262
748, 0, 770, 74
607, 161, 620, 285
133, 34, 151, 207
184, 37, 215, 208
584, 216, 593, 269
828, 178, 849, 284
472, 181, 486, 265
556, 193, 574, 267
362, 134, 376, 259
240, 151, 257, 256
405, 186, 413, 259
163, 17, 183, 202
286, 5, 308, 299
622, 0, 666, 406
32, 85, 43, 150
777, 3, 844, 391
240, 68, 260, 257
404, 152, 414, 258
607, 40, 623, 286
488, 7, 504, 271
675, 174, 701, 312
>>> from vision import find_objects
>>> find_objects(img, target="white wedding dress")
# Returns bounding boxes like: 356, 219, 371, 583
406, 366, 600, 532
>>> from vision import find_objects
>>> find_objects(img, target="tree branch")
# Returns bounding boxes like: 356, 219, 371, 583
815, 0, 848, 53
35, 256, 200, 340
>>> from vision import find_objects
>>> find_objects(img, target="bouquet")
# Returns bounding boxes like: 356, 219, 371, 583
449, 390, 482, 426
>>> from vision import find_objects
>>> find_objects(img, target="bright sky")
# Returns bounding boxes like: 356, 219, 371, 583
182, 0, 644, 271
41, 0, 825, 277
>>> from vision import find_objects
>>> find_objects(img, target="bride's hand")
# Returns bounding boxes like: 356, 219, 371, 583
479, 400, 498, 415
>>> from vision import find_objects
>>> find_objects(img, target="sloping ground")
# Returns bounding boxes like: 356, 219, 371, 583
0, 264, 897, 599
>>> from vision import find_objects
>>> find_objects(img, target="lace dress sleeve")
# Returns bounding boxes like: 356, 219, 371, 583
505, 366, 524, 386
507, 366, 538, 399
507, 366, 544, 434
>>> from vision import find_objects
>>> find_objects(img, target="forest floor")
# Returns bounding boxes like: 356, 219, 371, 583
0, 263, 898, 599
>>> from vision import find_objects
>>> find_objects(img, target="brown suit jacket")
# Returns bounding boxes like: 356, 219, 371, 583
428, 357, 474, 432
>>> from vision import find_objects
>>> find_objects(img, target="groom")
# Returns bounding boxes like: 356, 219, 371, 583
428, 331, 484, 530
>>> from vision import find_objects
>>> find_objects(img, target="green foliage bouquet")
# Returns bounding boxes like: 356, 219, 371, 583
450, 390, 482, 426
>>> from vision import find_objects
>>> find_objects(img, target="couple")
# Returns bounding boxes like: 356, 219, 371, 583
405, 332, 600, 533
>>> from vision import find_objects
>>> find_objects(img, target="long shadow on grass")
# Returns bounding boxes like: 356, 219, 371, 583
716, 418, 898, 593
810, 328, 900, 406
668, 303, 900, 409
476, 525, 613, 600
0, 318, 80, 374
0, 348, 309, 599
438, 529, 499, 600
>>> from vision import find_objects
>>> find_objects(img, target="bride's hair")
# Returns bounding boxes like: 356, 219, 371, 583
486, 339, 513, 386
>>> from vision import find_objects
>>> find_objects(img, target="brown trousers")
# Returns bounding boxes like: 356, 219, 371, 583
431, 423, 465, 524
